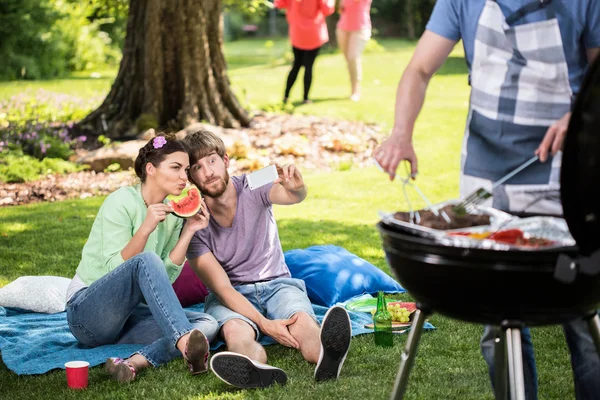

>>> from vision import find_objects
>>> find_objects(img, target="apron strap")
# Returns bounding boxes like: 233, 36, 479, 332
504, 0, 553, 26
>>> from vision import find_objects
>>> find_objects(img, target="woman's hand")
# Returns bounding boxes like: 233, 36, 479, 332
181, 199, 210, 234
141, 203, 173, 234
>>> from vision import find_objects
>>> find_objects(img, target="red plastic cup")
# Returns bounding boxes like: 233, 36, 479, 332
65, 361, 89, 389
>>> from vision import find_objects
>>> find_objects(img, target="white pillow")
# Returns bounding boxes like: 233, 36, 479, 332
0, 276, 71, 313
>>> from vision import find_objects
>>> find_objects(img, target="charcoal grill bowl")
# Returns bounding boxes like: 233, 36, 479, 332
378, 221, 600, 326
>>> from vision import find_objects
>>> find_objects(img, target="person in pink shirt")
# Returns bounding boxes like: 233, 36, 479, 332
275, 0, 335, 104
336, 0, 372, 101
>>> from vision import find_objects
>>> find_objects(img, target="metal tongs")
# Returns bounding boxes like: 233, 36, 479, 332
453, 155, 539, 216
374, 158, 451, 225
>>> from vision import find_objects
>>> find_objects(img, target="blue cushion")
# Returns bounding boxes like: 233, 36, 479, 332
284, 245, 405, 307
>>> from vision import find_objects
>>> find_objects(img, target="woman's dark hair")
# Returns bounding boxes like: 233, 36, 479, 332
134, 133, 188, 182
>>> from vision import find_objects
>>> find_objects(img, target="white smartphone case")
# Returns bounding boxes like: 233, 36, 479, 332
246, 164, 278, 190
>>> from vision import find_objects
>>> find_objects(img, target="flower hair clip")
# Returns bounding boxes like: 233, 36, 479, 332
153, 136, 167, 149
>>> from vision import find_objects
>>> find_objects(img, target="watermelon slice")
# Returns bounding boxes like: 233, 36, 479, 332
167, 186, 202, 218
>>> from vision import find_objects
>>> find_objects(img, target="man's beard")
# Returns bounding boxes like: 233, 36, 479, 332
199, 171, 229, 198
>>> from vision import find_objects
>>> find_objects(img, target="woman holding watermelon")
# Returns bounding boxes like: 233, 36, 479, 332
64, 133, 218, 382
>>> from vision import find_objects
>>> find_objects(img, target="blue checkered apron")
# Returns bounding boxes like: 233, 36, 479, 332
460, 0, 572, 214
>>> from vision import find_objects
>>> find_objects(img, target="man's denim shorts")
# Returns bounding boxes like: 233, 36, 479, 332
204, 277, 316, 339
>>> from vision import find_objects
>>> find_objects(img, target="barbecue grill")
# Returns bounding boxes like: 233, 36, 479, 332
378, 56, 600, 400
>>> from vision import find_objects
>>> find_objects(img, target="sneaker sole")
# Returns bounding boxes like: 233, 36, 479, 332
210, 352, 287, 389
186, 329, 210, 374
314, 306, 352, 382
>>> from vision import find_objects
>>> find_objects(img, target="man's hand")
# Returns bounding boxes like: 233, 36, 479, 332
260, 315, 300, 348
181, 198, 210, 234
536, 112, 571, 162
374, 129, 418, 180
273, 163, 305, 193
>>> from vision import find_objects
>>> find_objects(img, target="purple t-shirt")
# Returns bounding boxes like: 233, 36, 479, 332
186, 175, 291, 286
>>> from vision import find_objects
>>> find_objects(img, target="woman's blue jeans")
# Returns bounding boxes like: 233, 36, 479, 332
481, 314, 600, 400
66, 252, 218, 367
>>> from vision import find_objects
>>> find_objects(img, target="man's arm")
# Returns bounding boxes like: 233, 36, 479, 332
374, 30, 458, 179
188, 253, 300, 348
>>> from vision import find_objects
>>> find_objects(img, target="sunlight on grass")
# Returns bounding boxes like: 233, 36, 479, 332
0, 222, 31, 234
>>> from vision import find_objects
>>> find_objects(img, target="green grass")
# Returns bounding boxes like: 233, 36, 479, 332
0, 39, 576, 399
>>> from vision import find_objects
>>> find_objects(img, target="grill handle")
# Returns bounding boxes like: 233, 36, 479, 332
554, 251, 600, 283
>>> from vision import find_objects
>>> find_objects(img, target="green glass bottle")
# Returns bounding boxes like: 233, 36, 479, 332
374, 291, 393, 347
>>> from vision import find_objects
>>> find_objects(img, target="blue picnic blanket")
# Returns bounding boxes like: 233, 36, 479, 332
0, 297, 435, 375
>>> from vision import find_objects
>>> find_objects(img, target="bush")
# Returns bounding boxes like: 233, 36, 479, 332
0, 90, 101, 159
223, 1, 273, 41
0, 150, 87, 183
0, 0, 124, 80
0, 0, 64, 80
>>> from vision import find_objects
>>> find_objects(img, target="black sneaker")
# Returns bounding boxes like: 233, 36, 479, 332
210, 351, 288, 389
314, 305, 352, 382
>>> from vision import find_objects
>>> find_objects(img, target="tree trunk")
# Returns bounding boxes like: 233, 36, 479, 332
77, 0, 251, 139
404, 0, 415, 40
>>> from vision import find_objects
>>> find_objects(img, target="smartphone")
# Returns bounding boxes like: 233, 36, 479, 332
247, 164, 278, 190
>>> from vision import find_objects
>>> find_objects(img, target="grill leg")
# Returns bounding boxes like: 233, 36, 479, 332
587, 313, 600, 356
390, 309, 429, 400
493, 330, 509, 400
505, 327, 526, 400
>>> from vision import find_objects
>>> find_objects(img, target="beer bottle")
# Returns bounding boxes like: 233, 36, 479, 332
374, 291, 393, 347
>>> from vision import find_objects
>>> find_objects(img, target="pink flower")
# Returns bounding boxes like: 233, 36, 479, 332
153, 136, 167, 149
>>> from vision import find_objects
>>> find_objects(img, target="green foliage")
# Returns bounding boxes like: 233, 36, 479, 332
0, 149, 86, 183
86, 0, 129, 51
223, 11, 248, 41
51, 0, 120, 72
97, 135, 111, 146
0, 0, 63, 80
371, 0, 437, 38
223, 0, 276, 41
0, 0, 124, 80
103, 162, 121, 173
261, 101, 295, 114
0, 90, 96, 159
223, 0, 273, 17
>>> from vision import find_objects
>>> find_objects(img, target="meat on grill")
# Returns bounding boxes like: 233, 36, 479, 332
393, 204, 491, 230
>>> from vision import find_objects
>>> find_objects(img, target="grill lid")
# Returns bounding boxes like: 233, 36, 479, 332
560, 55, 600, 256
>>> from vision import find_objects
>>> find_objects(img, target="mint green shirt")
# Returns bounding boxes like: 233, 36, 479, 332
75, 185, 185, 286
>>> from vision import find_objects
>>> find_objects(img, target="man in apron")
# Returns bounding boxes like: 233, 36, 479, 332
374, 0, 600, 399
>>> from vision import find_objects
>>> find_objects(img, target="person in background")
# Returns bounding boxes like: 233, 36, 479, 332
373, 0, 600, 399
275, 0, 336, 104
336, 0, 372, 101
182, 129, 352, 389
65, 133, 218, 382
